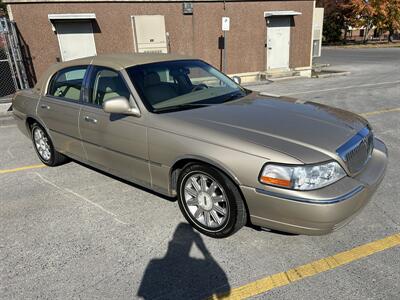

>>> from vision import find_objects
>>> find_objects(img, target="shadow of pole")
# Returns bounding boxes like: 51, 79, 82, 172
137, 223, 231, 299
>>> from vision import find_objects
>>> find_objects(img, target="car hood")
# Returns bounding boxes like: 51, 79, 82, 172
155, 93, 368, 163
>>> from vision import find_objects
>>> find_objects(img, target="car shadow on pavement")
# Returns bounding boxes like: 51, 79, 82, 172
137, 223, 231, 299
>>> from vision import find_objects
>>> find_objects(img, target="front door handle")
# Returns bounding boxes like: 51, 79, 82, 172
84, 116, 98, 124
40, 104, 50, 110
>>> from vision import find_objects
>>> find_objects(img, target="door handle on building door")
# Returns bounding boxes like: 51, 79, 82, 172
84, 116, 98, 124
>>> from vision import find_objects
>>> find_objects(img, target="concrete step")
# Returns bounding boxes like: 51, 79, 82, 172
261, 70, 301, 79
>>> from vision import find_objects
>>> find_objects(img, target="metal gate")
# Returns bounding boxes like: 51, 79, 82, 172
0, 17, 29, 97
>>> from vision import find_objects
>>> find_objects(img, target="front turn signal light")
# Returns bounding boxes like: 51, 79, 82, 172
260, 176, 292, 187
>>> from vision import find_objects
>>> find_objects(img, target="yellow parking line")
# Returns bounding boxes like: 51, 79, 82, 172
0, 164, 46, 174
211, 233, 400, 300
360, 107, 400, 117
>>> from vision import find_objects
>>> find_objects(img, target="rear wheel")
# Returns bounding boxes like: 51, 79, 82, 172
177, 164, 247, 238
31, 123, 68, 166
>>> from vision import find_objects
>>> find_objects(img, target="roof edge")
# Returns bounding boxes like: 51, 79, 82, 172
3, 0, 255, 4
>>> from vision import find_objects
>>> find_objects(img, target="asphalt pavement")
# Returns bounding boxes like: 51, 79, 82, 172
1, 47, 399, 299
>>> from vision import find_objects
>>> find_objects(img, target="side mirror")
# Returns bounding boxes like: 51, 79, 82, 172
232, 76, 241, 85
103, 96, 140, 117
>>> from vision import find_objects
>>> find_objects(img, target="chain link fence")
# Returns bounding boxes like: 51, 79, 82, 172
0, 17, 30, 98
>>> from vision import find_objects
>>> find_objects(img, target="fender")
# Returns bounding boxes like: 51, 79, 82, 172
170, 154, 242, 187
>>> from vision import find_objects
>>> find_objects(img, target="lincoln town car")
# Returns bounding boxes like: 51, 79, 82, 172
12, 54, 387, 238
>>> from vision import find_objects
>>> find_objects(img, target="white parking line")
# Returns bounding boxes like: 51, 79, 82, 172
284, 80, 400, 96
35, 172, 128, 225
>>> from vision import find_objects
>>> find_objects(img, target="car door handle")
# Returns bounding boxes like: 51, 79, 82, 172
40, 104, 50, 110
84, 116, 98, 124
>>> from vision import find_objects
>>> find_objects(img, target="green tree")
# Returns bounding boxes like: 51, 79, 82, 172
318, 0, 344, 43
323, 13, 344, 43
317, 0, 357, 43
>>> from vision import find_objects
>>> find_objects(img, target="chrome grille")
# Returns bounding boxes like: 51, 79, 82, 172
336, 127, 374, 174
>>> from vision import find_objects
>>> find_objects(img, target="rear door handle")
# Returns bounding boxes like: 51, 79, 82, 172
40, 104, 50, 110
84, 116, 98, 124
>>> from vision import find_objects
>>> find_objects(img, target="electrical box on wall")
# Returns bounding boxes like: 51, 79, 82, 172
183, 2, 193, 15
131, 15, 168, 53
312, 7, 324, 57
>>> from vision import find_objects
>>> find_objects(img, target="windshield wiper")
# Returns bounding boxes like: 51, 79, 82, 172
153, 103, 210, 113
222, 91, 245, 103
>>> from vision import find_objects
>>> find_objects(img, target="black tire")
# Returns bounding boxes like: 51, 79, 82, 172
31, 122, 69, 166
177, 164, 247, 238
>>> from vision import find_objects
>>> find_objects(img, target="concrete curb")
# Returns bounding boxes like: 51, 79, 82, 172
242, 80, 273, 87
0, 97, 13, 104
0, 103, 14, 126
312, 71, 350, 79
243, 76, 304, 87
0, 115, 15, 126
323, 43, 400, 49
0, 104, 14, 126
0, 103, 12, 115
268, 75, 303, 82
243, 70, 350, 87
313, 63, 331, 68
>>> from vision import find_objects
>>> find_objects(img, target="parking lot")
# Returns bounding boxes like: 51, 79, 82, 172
1, 47, 399, 299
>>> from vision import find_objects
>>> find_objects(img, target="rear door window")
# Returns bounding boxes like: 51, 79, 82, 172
47, 66, 87, 101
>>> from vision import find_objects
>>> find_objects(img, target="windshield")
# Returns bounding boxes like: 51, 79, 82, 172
126, 60, 248, 113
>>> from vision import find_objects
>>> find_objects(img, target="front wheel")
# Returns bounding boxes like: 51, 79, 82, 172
31, 123, 68, 166
177, 164, 247, 238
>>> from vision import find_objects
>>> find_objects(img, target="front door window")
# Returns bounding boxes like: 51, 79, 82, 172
88, 67, 131, 107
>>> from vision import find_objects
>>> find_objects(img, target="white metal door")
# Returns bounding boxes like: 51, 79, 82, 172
55, 21, 97, 61
266, 17, 290, 70
131, 15, 168, 53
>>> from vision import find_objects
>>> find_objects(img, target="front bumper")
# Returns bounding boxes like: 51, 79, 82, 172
241, 138, 388, 235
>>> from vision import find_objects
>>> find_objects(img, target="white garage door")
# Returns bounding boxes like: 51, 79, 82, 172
55, 21, 97, 61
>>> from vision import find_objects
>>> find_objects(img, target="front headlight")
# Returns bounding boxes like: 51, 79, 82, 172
259, 161, 346, 190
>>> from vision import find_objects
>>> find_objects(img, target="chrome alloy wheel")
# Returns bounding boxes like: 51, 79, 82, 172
183, 173, 229, 228
33, 127, 51, 161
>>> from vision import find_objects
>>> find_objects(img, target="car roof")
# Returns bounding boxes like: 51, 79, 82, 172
35, 53, 194, 91
65, 53, 193, 70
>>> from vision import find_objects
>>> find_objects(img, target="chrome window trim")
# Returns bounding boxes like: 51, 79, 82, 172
85, 65, 130, 106
45, 65, 89, 102
119, 69, 142, 116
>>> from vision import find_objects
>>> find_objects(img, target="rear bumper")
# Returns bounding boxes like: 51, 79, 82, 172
13, 109, 30, 138
242, 138, 388, 235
